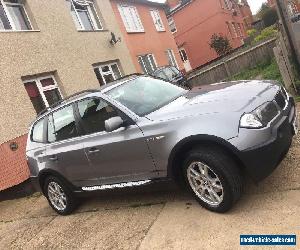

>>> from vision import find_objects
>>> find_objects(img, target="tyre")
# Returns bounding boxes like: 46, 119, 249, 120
183, 146, 243, 213
43, 176, 77, 215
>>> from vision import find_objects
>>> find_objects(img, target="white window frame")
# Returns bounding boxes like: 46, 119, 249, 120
166, 49, 178, 68
138, 54, 157, 74
94, 62, 122, 85
168, 16, 177, 33
0, 0, 32, 30
237, 23, 242, 37
224, 0, 232, 10
179, 48, 189, 62
118, 4, 144, 33
150, 9, 165, 32
231, 22, 238, 38
23, 75, 63, 108
69, 0, 103, 31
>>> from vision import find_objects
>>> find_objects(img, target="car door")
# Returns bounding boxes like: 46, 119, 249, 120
76, 97, 156, 185
45, 104, 99, 187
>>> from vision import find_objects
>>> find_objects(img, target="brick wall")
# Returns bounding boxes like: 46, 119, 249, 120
0, 135, 29, 191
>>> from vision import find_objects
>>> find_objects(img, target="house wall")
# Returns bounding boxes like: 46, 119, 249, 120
110, 0, 183, 72
0, 0, 136, 190
168, 0, 250, 70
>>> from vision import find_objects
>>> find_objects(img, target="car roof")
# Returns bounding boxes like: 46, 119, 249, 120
34, 74, 143, 120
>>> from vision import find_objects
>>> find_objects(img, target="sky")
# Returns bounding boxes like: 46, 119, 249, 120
151, 0, 268, 14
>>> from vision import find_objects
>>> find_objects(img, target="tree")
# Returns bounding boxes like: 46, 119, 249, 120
209, 34, 232, 56
257, 3, 278, 27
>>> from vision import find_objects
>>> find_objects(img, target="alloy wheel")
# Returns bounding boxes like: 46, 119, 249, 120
187, 161, 224, 206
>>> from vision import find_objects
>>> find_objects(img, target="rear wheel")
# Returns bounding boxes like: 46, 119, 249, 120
183, 146, 243, 213
44, 176, 77, 215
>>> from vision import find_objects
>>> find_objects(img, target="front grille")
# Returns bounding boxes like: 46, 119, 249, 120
275, 90, 286, 109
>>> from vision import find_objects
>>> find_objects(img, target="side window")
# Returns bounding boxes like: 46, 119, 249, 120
31, 119, 44, 143
77, 98, 119, 135
51, 105, 78, 142
47, 114, 56, 143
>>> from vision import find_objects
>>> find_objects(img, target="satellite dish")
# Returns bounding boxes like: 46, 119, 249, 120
110, 32, 121, 45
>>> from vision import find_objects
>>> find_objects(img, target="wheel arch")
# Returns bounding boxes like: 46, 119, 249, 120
167, 135, 245, 183
38, 169, 78, 194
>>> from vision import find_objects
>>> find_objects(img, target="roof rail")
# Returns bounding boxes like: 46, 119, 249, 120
65, 89, 100, 100
36, 89, 100, 118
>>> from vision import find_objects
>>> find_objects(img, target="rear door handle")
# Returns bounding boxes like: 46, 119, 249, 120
49, 155, 58, 161
88, 147, 100, 154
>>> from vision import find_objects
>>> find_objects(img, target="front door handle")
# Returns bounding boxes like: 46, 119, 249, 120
88, 147, 100, 154
49, 155, 58, 161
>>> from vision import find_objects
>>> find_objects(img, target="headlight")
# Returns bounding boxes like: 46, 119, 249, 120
240, 102, 279, 128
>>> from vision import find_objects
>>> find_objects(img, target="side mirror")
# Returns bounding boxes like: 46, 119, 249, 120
105, 116, 124, 132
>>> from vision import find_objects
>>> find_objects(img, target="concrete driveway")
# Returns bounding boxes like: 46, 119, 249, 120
1, 113, 299, 250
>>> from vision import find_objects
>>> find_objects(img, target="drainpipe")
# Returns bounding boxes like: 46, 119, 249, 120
275, 0, 300, 70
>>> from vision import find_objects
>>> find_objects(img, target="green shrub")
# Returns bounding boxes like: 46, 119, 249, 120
254, 26, 278, 43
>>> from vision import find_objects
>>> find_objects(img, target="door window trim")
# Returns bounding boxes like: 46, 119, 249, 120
45, 102, 81, 144
74, 97, 133, 137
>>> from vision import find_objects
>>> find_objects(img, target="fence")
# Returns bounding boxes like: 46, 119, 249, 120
187, 38, 277, 86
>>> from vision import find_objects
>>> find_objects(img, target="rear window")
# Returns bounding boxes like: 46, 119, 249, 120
31, 119, 45, 143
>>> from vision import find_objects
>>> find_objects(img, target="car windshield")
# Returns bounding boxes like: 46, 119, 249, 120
106, 76, 188, 116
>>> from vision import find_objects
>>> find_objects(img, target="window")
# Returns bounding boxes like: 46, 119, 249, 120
138, 54, 157, 74
179, 48, 188, 62
118, 5, 144, 33
231, 22, 238, 38
49, 105, 78, 142
237, 23, 242, 37
162, 67, 180, 81
77, 98, 119, 135
94, 62, 122, 86
0, 0, 32, 30
224, 0, 232, 10
31, 118, 44, 143
150, 9, 165, 32
24, 75, 62, 114
226, 22, 233, 38
168, 17, 176, 33
66, 0, 102, 31
166, 49, 178, 68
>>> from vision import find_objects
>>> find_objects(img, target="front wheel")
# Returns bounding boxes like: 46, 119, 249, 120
183, 146, 243, 213
44, 176, 77, 215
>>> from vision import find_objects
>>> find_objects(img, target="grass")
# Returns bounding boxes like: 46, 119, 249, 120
227, 57, 300, 101
228, 58, 283, 82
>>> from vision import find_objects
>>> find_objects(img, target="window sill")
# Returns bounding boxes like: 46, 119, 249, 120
126, 31, 145, 34
77, 29, 108, 33
157, 30, 166, 32
0, 29, 40, 33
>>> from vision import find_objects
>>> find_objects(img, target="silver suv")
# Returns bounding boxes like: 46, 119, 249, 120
26, 75, 298, 215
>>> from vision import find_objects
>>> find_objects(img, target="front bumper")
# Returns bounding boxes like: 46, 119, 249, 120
231, 98, 297, 182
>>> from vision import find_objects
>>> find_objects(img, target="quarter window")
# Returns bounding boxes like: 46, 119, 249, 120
167, 17, 176, 33
94, 62, 122, 85
66, 0, 102, 31
50, 105, 78, 142
118, 5, 144, 33
0, 0, 32, 30
150, 9, 165, 32
24, 75, 63, 114
166, 49, 178, 68
77, 98, 119, 135
138, 54, 157, 74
